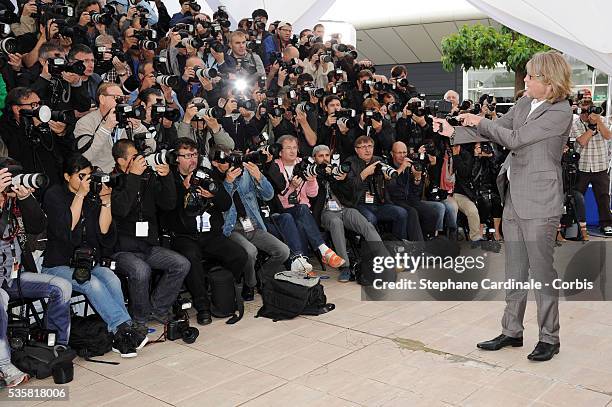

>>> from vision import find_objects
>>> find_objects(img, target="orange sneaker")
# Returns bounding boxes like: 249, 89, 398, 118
322, 248, 345, 268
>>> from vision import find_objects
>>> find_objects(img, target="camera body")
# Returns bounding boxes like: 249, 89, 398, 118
71, 246, 96, 284
166, 297, 199, 343
375, 163, 399, 179
7, 319, 30, 350
47, 58, 86, 77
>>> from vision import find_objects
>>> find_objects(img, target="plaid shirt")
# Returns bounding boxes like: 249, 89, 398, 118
572, 117, 610, 172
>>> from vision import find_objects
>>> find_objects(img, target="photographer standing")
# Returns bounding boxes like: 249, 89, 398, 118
317, 95, 357, 160
0, 164, 72, 386
218, 31, 265, 82
74, 83, 150, 172
572, 99, 612, 236
165, 138, 248, 325
110, 139, 190, 332
1, 87, 72, 190
42, 154, 147, 358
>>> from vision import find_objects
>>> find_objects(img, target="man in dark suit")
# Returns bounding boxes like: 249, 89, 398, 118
433, 51, 574, 362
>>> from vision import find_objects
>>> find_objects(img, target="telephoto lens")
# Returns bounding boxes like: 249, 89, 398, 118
0, 37, 15, 53
138, 40, 157, 50
155, 75, 180, 88
11, 173, 50, 189
376, 163, 399, 179
144, 149, 178, 167
194, 66, 218, 80
196, 106, 225, 119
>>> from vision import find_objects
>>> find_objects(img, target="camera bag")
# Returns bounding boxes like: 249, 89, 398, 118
11, 342, 76, 383
256, 272, 335, 321
208, 266, 237, 318
69, 314, 118, 365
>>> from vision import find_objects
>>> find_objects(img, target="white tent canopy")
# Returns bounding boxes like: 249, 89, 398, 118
466, 0, 612, 76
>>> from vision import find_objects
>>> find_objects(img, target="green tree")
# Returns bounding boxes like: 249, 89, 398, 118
441, 24, 550, 92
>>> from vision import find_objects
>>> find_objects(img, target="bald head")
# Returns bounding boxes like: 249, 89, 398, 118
391, 141, 408, 167
282, 46, 299, 62
186, 56, 206, 68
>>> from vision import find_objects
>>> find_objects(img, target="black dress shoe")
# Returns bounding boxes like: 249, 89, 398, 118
241, 285, 255, 301
527, 341, 560, 361
196, 311, 212, 326
477, 334, 523, 351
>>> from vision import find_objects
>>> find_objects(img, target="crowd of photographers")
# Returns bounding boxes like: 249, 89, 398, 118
0, 0, 610, 388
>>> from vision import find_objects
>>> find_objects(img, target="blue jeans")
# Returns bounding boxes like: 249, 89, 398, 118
284, 204, 325, 249
0, 273, 73, 364
421, 201, 446, 232
441, 197, 458, 230
265, 213, 308, 256
42, 265, 131, 333
357, 203, 409, 240
112, 246, 190, 324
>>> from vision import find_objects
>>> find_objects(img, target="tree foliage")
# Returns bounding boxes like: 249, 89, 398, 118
441, 24, 551, 91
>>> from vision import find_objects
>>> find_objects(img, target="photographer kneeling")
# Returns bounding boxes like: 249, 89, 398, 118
42, 154, 147, 358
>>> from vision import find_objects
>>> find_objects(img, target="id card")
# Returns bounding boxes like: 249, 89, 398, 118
10, 259, 19, 280
365, 192, 374, 204
240, 217, 255, 232
327, 200, 341, 211
197, 212, 211, 233
136, 221, 149, 237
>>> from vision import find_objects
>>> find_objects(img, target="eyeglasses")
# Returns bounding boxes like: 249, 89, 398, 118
178, 153, 199, 159
356, 145, 374, 150
17, 101, 40, 109
526, 72, 545, 80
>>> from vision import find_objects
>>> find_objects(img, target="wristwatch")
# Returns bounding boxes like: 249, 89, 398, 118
101, 202, 111, 208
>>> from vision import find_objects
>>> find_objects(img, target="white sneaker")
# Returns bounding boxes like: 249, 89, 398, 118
0, 363, 29, 387
291, 255, 313, 274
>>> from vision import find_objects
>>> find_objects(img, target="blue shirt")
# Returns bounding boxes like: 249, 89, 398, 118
110, 0, 158, 26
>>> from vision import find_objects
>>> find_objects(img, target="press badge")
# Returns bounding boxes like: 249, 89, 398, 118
327, 200, 340, 211
10, 259, 19, 280
240, 217, 255, 232
197, 212, 211, 232
365, 192, 374, 204
136, 221, 149, 237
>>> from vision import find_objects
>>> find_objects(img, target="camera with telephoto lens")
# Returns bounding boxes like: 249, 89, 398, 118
150, 103, 181, 123
7, 319, 30, 350
47, 58, 86, 77
318, 162, 350, 180
172, 23, 195, 34
577, 105, 603, 115
155, 74, 180, 89
405, 100, 427, 116
296, 101, 316, 114
115, 103, 146, 123
236, 98, 257, 111
186, 1, 201, 12
302, 86, 325, 99
429, 99, 461, 126
375, 162, 398, 179
12, 173, 50, 189
387, 102, 402, 113
194, 105, 224, 120
71, 246, 96, 284
293, 159, 318, 180
89, 5, 115, 26
279, 60, 303, 75
144, 149, 178, 168
51, 18, 74, 38
166, 297, 199, 343
202, 38, 224, 53
334, 108, 358, 128
34, 0, 74, 20
192, 66, 217, 82
180, 36, 204, 49
190, 167, 217, 193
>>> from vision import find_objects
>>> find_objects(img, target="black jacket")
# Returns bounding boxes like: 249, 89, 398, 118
111, 170, 176, 252
453, 147, 476, 201
162, 167, 231, 236
345, 155, 393, 206
42, 183, 116, 267
316, 123, 356, 161
309, 175, 357, 225
0, 114, 74, 191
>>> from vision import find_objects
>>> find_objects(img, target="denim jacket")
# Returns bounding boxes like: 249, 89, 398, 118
222, 170, 274, 236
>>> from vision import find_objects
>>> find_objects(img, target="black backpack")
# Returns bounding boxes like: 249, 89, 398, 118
208, 266, 237, 318
12, 343, 76, 383
69, 315, 117, 364
256, 278, 335, 321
